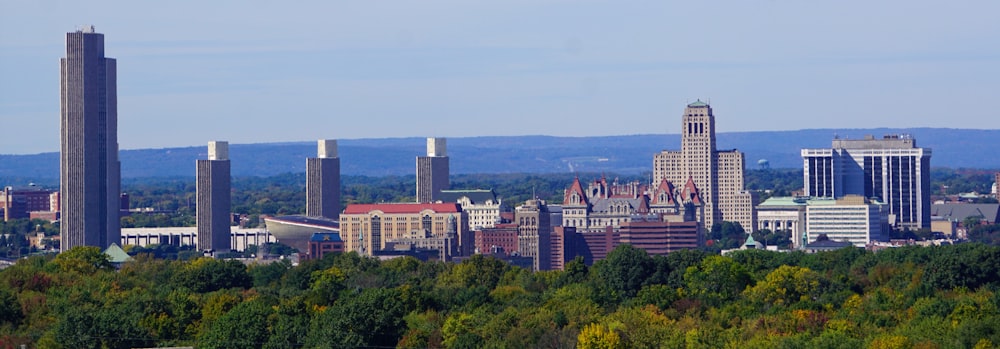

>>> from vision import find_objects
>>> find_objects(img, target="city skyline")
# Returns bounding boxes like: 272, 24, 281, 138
2, 1, 1000, 155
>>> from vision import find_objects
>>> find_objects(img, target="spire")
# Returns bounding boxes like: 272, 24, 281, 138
564, 177, 589, 206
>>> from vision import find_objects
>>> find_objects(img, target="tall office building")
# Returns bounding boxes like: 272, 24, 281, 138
416, 138, 449, 202
60, 26, 121, 251
653, 101, 757, 231
306, 139, 341, 219
802, 134, 931, 229
515, 199, 552, 271
197, 141, 232, 253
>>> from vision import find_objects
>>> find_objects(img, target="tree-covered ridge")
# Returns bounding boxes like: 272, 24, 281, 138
2, 244, 1000, 348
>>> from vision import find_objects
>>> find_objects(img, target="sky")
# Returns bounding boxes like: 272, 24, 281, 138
2, 1, 999, 154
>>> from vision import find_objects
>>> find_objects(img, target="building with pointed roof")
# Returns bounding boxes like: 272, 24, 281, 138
653, 101, 758, 233
561, 176, 702, 232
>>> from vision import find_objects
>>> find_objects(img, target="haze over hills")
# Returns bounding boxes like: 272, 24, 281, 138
1, 128, 997, 181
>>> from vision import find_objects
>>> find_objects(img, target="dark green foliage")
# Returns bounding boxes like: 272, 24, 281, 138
171, 258, 252, 293
199, 299, 275, 349
3, 236, 1000, 348
708, 221, 747, 250
592, 244, 654, 300
306, 287, 410, 348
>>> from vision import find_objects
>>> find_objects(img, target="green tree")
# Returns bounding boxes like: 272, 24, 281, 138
743, 265, 824, 308
306, 287, 409, 348
199, 298, 274, 349
172, 257, 252, 293
54, 246, 113, 274
592, 244, 653, 300
683, 255, 752, 306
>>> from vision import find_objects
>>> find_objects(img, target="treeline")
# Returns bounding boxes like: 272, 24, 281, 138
2, 243, 1000, 348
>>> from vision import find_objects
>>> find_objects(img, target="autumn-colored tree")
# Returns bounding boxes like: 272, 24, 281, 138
577, 323, 623, 349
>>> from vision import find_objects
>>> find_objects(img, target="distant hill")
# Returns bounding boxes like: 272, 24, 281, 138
1, 128, 997, 181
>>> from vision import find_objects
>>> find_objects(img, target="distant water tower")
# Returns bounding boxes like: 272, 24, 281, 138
757, 159, 770, 170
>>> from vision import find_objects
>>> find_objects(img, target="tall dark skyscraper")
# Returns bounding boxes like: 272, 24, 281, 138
60, 26, 121, 251
416, 138, 449, 203
197, 141, 232, 253
306, 139, 341, 219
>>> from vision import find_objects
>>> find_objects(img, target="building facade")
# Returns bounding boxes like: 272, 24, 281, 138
804, 195, 889, 248
562, 176, 704, 234
339, 203, 471, 257
515, 199, 552, 271
306, 139, 341, 219
416, 138, 449, 203
473, 223, 519, 256
1, 185, 55, 221
60, 26, 121, 251
120, 226, 274, 252
653, 101, 757, 232
439, 189, 507, 230
802, 134, 931, 229
755, 197, 810, 249
197, 141, 232, 253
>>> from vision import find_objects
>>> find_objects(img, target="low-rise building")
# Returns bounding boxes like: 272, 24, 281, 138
805, 195, 889, 248
308, 232, 344, 260
439, 189, 508, 230
1, 185, 56, 221
339, 203, 471, 257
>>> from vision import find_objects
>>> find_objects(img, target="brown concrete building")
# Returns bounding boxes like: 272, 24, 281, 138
618, 218, 699, 255
1, 185, 55, 221
474, 223, 519, 256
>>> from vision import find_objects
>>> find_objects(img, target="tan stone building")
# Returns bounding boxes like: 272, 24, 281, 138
339, 203, 471, 257
653, 101, 757, 231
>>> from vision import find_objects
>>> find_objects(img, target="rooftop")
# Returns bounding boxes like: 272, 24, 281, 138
687, 99, 709, 108
343, 203, 462, 215
438, 189, 498, 204
265, 215, 340, 229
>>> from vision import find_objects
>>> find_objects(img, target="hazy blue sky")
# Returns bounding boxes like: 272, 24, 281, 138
2, 1, 998, 154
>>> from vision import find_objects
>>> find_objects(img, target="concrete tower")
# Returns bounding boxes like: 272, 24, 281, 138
197, 141, 231, 253
306, 139, 341, 219
653, 101, 756, 231
60, 26, 121, 251
416, 138, 449, 202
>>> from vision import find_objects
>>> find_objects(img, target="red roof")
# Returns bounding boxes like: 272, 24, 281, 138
343, 203, 461, 214
564, 177, 589, 205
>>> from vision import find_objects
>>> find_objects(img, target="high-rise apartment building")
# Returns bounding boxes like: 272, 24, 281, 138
60, 26, 121, 251
306, 139, 341, 219
653, 101, 757, 231
416, 138, 449, 202
801, 134, 931, 229
197, 141, 232, 253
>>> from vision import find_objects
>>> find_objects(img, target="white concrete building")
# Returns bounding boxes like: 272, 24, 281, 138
805, 195, 889, 248
121, 227, 274, 252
